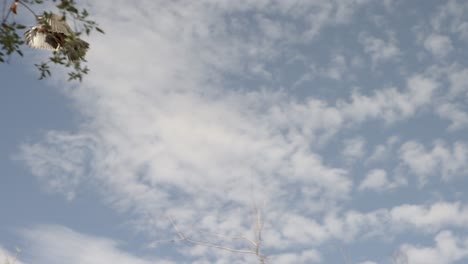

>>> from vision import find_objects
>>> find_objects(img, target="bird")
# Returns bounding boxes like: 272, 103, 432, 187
24, 13, 89, 62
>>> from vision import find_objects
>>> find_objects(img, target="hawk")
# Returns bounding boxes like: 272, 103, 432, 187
24, 13, 89, 62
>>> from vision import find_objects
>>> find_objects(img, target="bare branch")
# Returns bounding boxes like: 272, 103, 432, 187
392, 249, 408, 264
179, 238, 258, 255
337, 245, 351, 264
18, 0, 38, 17
191, 228, 258, 248
166, 215, 260, 256
163, 197, 268, 263
167, 215, 185, 240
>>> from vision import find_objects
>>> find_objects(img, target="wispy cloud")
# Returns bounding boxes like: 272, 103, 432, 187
16, 132, 95, 201
366, 136, 400, 164
448, 67, 468, 98
399, 140, 468, 184
338, 75, 438, 124
436, 103, 468, 131
359, 32, 401, 65
423, 34, 453, 58
358, 169, 391, 191
19, 225, 165, 264
399, 231, 468, 264
0, 246, 23, 264
342, 137, 366, 163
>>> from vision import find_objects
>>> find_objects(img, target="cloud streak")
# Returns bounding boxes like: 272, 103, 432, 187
19, 225, 163, 264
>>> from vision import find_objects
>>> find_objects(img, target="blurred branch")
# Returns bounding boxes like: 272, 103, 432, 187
392, 249, 408, 264
167, 215, 257, 255
158, 209, 268, 263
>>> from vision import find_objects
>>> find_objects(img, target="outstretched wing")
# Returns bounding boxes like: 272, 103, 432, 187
38, 14, 73, 35
24, 26, 58, 50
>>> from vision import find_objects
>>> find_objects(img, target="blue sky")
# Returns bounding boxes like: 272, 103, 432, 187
2, 0, 468, 263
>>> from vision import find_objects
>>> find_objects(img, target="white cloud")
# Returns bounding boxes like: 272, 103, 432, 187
16, 132, 95, 201
281, 214, 329, 245
399, 141, 468, 184
19, 87, 354, 255
399, 231, 468, 264
324, 209, 388, 242
358, 169, 390, 191
457, 22, 468, 42
436, 103, 468, 131
338, 75, 438, 124
423, 34, 453, 58
298, 1, 371, 40
18, 22, 441, 258
448, 67, 468, 98
19, 225, 163, 264
254, 14, 297, 42
390, 202, 468, 232
342, 137, 366, 162
366, 136, 400, 164
430, 0, 468, 42
0, 246, 23, 264
17, 2, 375, 257
323, 201, 468, 243
359, 32, 400, 65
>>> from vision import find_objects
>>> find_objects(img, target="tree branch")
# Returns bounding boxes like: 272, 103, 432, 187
167, 215, 260, 256
192, 229, 258, 248
18, 0, 37, 17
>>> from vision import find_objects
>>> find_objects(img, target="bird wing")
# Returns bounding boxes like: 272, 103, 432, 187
39, 14, 73, 35
24, 27, 56, 50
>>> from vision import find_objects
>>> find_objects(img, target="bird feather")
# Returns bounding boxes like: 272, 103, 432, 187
24, 27, 57, 50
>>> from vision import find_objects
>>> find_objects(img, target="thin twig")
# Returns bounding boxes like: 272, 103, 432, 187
252, 205, 266, 263
1, 0, 13, 24
2, 0, 7, 21
338, 245, 351, 264
180, 238, 258, 255
167, 215, 259, 255
192, 228, 258, 248
18, 0, 37, 17
2, 0, 38, 25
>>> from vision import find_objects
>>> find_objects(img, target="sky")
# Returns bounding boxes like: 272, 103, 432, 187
1, 0, 468, 263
